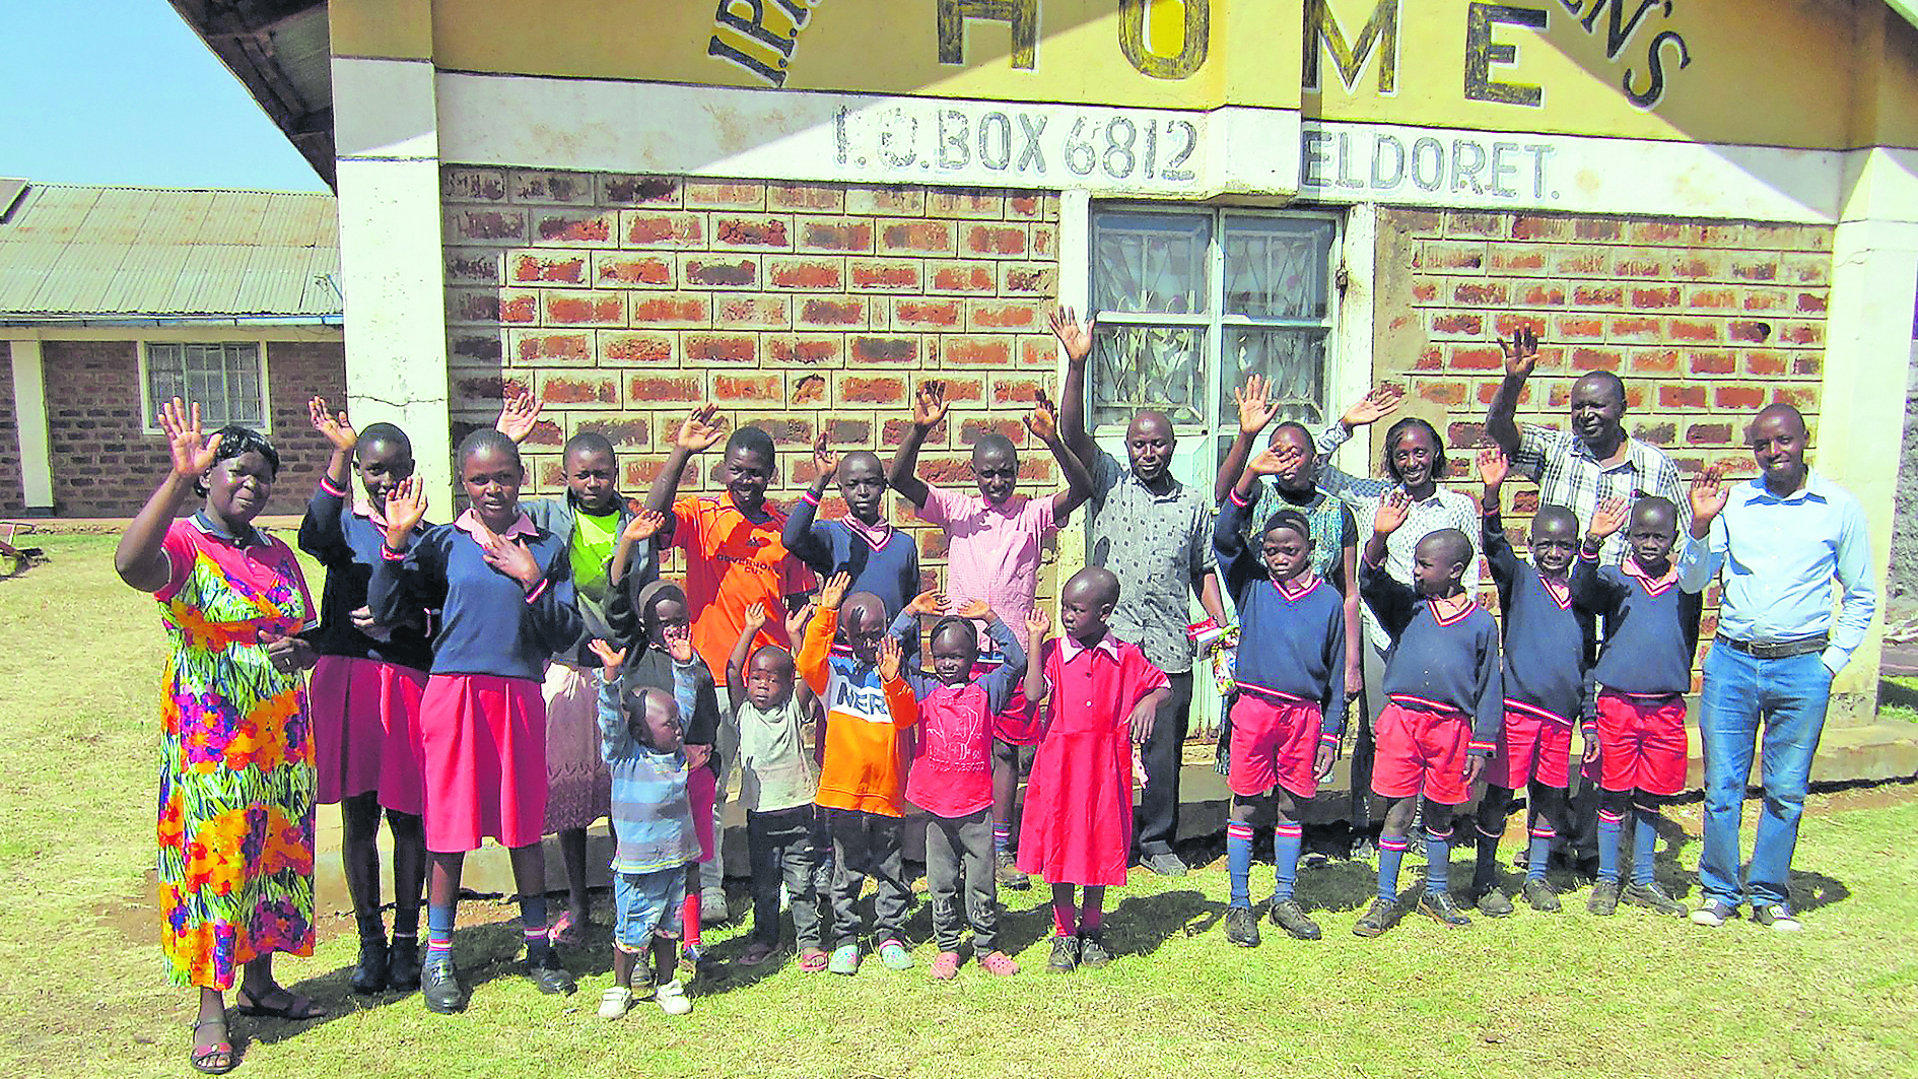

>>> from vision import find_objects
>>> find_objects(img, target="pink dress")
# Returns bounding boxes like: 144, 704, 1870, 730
1016, 634, 1169, 887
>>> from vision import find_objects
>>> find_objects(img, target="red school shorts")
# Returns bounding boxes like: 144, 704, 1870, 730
1227, 692, 1327, 800
1594, 690, 1688, 797
1371, 700, 1474, 806
1488, 700, 1573, 791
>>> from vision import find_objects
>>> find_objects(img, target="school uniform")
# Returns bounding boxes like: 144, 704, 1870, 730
1214, 486, 1348, 800
1358, 555, 1503, 807
298, 475, 434, 814
1482, 509, 1595, 792
894, 613, 1025, 955
799, 605, 918, 949
1572, 550, 1703, 797
368, 509, 582, 853
782, 491, 921, 619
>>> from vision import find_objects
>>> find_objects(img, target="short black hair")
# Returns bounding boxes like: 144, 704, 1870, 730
725, 425, 775, 463
929, 616, 978, 652
1381, 416, 1449, 483
457, 427, 521, 470
357, 422, 411, 457
1533, 504, 1579, 534
1261, 507, 1313, 544
972, 432, 1017, 463
1419, 527, 1473, 572
1574, 370, 1627, 410
563, 430, 616, 460
194, 425, 279, 495
1631, 495, 1679, 530
1268, 420, 1313, 446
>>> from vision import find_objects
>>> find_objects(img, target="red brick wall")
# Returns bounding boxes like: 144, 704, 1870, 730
441, 170, 1064, 587
1375, 208, 1833, 688
0, 342, 22, 516
41, 338, 345, 517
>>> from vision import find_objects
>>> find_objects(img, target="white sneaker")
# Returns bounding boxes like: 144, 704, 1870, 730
1690, 899, 1738, 927
700, 887, 728, 924
655, 979, 692, 1016
1751, 903, 1803, 932
598, 986, 634, 1019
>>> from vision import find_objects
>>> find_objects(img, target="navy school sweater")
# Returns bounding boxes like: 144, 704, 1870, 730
782, 490, 922, 619
1359, 555, 1504, 754
1214, 487, 1349, 735
1572, 549, 1704, 698
297, 476, 435, 672
1483, 509, 1595, 725
368, 516, 583, 682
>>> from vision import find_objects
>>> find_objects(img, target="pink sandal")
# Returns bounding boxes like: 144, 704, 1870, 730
978, 950, 1020, 976
547, 911, 584, 947
798, 947, 829, 973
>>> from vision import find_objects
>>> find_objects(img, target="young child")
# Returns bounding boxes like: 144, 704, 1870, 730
725, 602, 827, 971
298, 398, 432, 993
1573, 496, 1701, 918
367, 430, 583, 1012
646, 405, 816, 923
888, 589, 1027, 979
1471, 447, 1594, 917
1354, 492, 1503, 937
783, 434, 920, 619
1019, 568, 1171, 972
1213, 445, 1348, 946
586, 644, 700, 1020
889, 379, 1094, 891
799, 572, 918, 975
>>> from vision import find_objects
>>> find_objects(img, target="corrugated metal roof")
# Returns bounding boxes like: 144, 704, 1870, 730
0, 182, 340, 320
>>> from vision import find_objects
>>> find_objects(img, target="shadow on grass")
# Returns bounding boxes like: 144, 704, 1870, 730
1880, 677, 1918, 713
1104, 888, 1217, 958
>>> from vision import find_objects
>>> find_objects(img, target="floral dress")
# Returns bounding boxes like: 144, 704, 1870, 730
154, 516, 317, 989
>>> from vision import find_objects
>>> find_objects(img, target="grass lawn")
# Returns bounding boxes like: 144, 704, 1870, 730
5, 533, 1918, 1079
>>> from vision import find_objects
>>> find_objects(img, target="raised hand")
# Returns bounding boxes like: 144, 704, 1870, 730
1477, 445, 1510, 489
675, 404, 727, 453
1234, 374, 1281, 436
1025, 388, 1059, 444
811, 431, 839, 483
1248, 443, 1304, 477
1499, 327, 1540, 379
158, 398, 223, 479
1689, 461, 1730, 530
742, 602, 769, 636
910, 379, 949, 430
818, 570, 853, 610
956, 599, 992, 620
785, 599, 815, 644
479, 532, 541, 589
1372, 489, 1411, 536
905, 589, 946, 617
1587, 496, 1628, 542
663, 622, 695, 664
1049, 306, 1095, 366
621, 507, 666, 543
308, 397, 357, 452
494, 390, 544, 444
876, 635, 903, 683
1341, 384, 1405, 429
587, 638, 629, 677
382, 476, 428, 546
1024, 606, 1051, 647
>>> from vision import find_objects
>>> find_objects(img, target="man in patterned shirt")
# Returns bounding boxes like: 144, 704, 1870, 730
1056, 309, 1228, 877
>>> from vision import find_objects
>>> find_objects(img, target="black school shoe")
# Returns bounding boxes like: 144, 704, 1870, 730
421, 953, 468, 1014
1352, 897, 1398, 938
385, 937, 421, 991
1223, 906, 1261, 948
527, 949, 577, 995
1268, 899, 1322, 941
1588, 880, 1621, 916
1047, 934, 1079, 972
1076, 933, 1113, 968
349, 937, 387, 994
995, 849, 1031, 891
1622, 881, 1686, 916
1471, 888, 1515, 918
1521, 879, 1562, 913
1418, 892, 1472, 928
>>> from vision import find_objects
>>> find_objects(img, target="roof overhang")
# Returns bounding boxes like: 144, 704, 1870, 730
169, 1, 335, 188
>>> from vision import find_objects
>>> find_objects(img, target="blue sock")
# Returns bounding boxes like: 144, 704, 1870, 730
1271, 822, 1303, 903
1226, 822, 1254, 909
1597, 809, 1624, 883
426, 903, 456, 962
519, 894, 551, 960
1632, 805, 1659, 886
1526, 827, 1554, 884
1377, 834, 1409, 903
993, 825, 1010, 857
1424, 826, 1453, 896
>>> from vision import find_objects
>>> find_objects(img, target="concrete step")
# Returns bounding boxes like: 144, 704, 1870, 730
310, 721, 1918, 913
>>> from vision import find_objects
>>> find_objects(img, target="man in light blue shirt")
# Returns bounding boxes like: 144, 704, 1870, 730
1677, 404, 1877, 931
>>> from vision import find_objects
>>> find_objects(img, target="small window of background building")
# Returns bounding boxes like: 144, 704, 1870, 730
143, 342, 269, 430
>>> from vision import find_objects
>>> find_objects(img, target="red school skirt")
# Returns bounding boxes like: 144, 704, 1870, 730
417, 673, 548, 854
308, 655, 429, 814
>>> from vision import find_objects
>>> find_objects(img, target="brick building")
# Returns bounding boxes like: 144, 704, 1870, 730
177, 0, 1917, 749
0, 181, 345, 517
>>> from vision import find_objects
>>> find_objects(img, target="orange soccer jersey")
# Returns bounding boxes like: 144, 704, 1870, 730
670, 494, 815, 683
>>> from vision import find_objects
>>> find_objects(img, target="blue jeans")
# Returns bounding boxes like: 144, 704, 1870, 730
1697, 646, 1833, 909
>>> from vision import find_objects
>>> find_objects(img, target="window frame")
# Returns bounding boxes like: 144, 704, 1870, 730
138, 339, 274, 434
1087, 204, 1345, 437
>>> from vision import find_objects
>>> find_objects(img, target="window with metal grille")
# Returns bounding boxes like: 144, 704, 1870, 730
143, 343, 267, 429
1089, 208, 1340, 437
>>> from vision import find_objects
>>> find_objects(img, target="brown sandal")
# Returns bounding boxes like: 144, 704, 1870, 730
189, 1017, 236, 1075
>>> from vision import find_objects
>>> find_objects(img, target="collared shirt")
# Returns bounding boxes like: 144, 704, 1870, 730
1677, 471, 1877, 673
919, 483, 1056, 652
1085, 450, 1217, 674
191, 510, 266, 549
1511, 422, 1688, 566
453, 507, 539, 540
1314, 424, 1481, 651
1035, 631, 1169, 737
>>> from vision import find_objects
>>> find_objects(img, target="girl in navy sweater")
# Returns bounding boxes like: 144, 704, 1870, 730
369, 429, 584, 1013
1213, 445, 1347, 947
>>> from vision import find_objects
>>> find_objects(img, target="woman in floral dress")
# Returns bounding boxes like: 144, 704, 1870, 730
115, 399, 325, 1074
